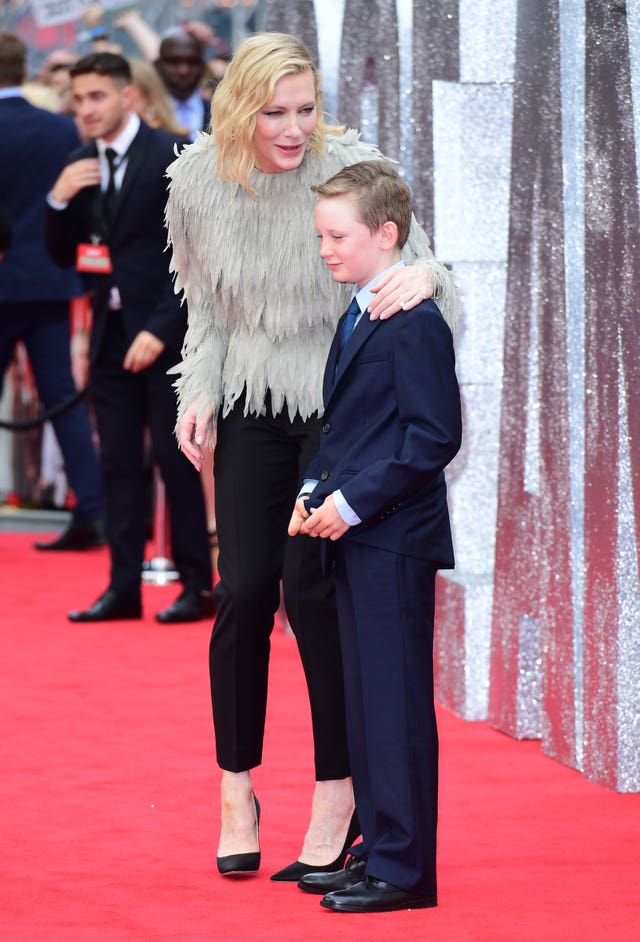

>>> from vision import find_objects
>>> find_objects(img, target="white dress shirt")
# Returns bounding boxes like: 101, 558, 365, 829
169, 91, 205, 141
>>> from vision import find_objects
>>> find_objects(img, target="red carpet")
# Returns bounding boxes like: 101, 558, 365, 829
1, 531, 639, 941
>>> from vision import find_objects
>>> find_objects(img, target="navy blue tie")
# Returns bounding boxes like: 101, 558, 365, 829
336, 297, 360, 365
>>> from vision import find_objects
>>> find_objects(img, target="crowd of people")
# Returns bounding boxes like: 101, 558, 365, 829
1, 14, 462, 916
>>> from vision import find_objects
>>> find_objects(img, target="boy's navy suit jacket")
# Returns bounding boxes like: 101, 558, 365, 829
304, 297, 462, 568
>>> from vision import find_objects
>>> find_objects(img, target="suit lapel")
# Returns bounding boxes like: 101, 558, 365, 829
323, 319, 343, 403
109, 124, 149, 223
325, 314, 381, 405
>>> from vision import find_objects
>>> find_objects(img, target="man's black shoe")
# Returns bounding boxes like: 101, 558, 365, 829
155, 588, 216, 623
68, 588, 142, 623
35, 520, 106, 551
320, 876, 437, 913
298, 857, 366, 895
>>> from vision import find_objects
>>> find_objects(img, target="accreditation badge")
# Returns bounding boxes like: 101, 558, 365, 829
76, 242, 113, 274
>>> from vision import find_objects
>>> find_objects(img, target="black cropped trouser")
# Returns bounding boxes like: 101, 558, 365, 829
210, 396, 350, 780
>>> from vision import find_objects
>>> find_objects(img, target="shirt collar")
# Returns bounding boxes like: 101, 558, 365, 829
170, 92, 204, 141
354, 260, 405, 313
97, 112, 140, 159
0, 87, 24, 100
170, 90, 202, 112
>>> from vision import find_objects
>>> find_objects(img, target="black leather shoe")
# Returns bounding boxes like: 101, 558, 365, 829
68, 588, 142, 623
35, 520, 106, 551
271, 811, 361, 881
320, 876, 437, 913
298, 856, 366, 895
217, 795, 260, 875
155, 588, 216, 623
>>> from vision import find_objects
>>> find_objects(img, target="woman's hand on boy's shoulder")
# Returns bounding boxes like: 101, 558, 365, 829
367, 264, 434, 320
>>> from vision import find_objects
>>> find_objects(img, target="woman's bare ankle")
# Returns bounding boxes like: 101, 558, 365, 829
218, 770, 259, 857
299, 777, 355, 865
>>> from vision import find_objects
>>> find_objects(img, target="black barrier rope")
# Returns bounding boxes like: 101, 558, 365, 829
0, 388, 88, 431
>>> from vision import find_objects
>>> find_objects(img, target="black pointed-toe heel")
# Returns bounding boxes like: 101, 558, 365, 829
270, 810, 361, 882
217, 794, 261, 875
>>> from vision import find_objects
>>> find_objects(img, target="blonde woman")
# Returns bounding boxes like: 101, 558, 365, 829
165, 32, 458, 881
128, 58, 189, 137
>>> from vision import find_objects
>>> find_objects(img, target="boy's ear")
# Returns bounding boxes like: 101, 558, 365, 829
379, 220, 399, 249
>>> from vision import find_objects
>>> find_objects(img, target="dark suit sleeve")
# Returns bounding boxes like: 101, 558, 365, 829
339, 309, 462, 522
302, 452, 322, 484
45, 146, 99, 269
46, 197, 92, 268
135, 134, 189, 349
142, 258, 185, 348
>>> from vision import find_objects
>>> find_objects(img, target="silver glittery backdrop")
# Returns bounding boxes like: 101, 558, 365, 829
581, 0, 640, 792
617, 352, 640, 792
315, 1, 346, 120
430, 60, 512, 719
523, 225, 540, 498
620, 0, 640, 794
264, 0, 319, 61
516, 615, 542, 738
559, 0, 586, 773
490, 0, 579, 766
459, 0, 516, 83
436, 571, 492, 720
433, 81, 513, 262
338, 0, 401, 162
432, 76, 512, 711
409, 1, 459, 230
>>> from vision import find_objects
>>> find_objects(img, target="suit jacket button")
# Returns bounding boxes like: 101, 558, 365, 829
321, 471, 329, 481
322, 423, 331, 433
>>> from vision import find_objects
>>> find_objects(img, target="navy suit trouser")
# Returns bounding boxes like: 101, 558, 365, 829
0, 300, 103, 521
334, 540, 439, 897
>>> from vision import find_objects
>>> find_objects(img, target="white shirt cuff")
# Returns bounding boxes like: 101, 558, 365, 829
333, 489, 361, 525
47, 192, 69, 210
298, 479, 318, 499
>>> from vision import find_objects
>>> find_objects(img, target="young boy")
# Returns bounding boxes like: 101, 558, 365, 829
288, 161, 462, 913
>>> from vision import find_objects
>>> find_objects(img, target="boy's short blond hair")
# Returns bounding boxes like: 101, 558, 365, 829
312, 160, 412, 248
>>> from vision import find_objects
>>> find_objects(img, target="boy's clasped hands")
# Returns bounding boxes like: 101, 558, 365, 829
288, 494, 351, 541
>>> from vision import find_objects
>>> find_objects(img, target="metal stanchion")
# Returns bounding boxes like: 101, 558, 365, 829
141, 466, 179, 585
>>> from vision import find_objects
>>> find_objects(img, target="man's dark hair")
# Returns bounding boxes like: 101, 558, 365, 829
0, 31, 27, 87
70, 52, 132, 85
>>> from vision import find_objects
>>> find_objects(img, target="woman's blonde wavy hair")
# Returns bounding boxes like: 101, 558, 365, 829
211, 32, 343, 195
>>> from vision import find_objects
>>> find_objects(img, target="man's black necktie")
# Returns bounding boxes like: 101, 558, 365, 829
103, 147, 119, 228
335, 297, 360, 365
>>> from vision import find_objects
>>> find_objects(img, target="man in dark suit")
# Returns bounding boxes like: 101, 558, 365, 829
289, 162, 462, 912
47, 52, 214, 623
0, 31, 104, 550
